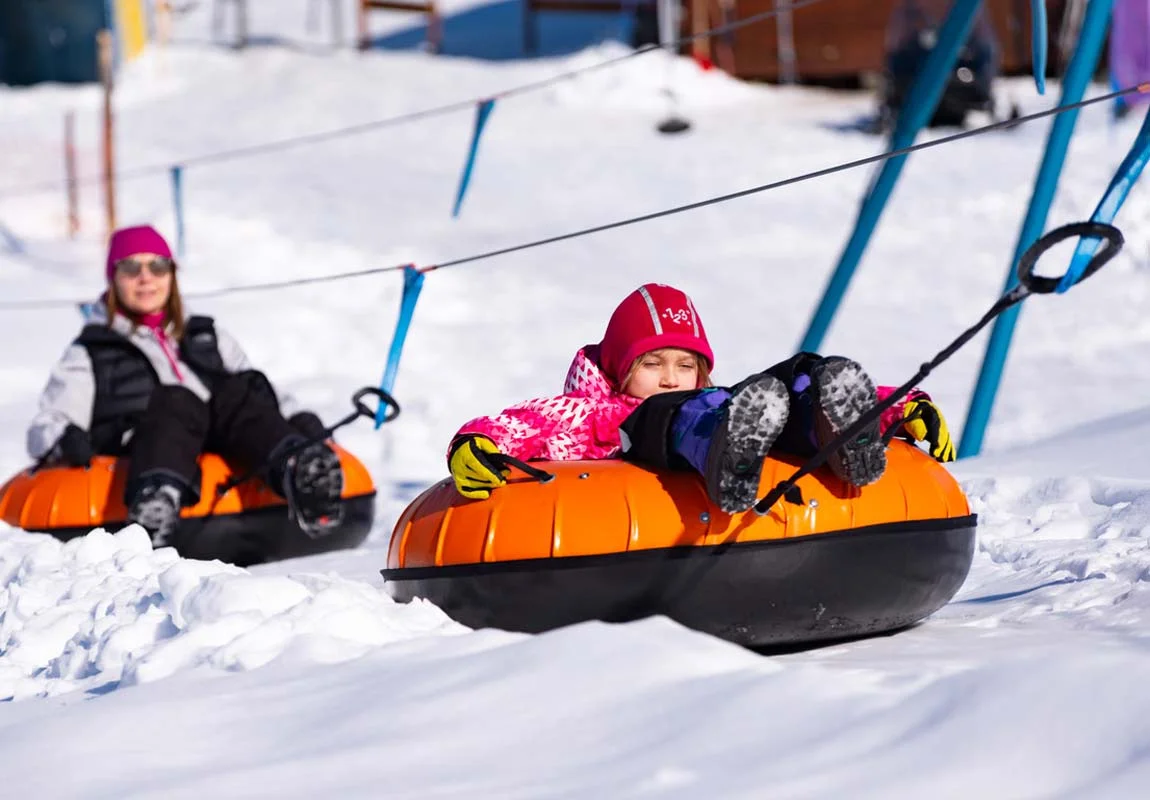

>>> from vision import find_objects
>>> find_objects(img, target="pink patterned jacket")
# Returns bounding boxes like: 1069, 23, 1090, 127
452, 347, 923, 463
454, 346, 640, 462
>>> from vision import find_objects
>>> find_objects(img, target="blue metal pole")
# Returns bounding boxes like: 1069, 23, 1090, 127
1060, 106, 1150, 291
958, 0, 1116, 458
170, 164, 186, 259
799, 0, 984, 353
1030, 0, 1048, 94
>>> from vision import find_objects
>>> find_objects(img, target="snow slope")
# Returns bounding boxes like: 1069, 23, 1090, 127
1, 1, 1148, 795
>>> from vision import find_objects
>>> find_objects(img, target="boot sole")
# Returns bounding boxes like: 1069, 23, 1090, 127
128, 500, 180, 547
812, 358, 886, 487
707, 375, 790, 514
290, 446, 346, 534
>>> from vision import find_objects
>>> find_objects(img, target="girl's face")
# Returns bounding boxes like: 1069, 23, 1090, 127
622, 347, 700, 400
112, 253, 174, 316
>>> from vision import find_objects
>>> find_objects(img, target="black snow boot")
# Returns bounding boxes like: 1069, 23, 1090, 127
281, 441, 345, 536
127, 478, 183, 548
703, 373, 791, 514
810, 356, 887, 487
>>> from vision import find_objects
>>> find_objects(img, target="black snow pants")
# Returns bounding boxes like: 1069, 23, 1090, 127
125, 370, 304, 505
618, 351, 827, 470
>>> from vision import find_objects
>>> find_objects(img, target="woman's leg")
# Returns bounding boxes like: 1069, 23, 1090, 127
205, 371, 345, 533
203, 370, 301, 470
124, 384, 211, 546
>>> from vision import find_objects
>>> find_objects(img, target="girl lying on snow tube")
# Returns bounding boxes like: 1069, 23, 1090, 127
448, 282, 957, 508
25, 225, 345, 548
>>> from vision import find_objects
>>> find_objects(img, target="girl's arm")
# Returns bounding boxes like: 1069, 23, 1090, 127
452, 404, 554, 463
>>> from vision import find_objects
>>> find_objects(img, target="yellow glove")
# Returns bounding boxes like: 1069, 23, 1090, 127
448, 435, 509, 499
902, 398, 956, 463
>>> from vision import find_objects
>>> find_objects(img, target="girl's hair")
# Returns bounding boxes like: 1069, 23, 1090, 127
619, 348, 713, 392
105, 270, 187, 340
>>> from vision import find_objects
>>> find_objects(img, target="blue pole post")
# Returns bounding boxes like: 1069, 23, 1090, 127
170, 164, 186, 259
452, 99, 496, 218
798, 0, 983, 353
376, 265, 426, 428
958, 0, 1116, 458
1060, 107, 1150, 291
1030, 0, 1048, 94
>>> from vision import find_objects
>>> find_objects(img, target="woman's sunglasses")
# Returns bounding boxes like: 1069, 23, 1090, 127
114, 257, 176, 278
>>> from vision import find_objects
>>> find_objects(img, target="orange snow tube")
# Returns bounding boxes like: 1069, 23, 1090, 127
0, 445, 376, 566
382, 440, 976, 647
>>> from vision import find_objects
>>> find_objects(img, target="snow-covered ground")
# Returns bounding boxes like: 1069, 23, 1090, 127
1, 1, 1149, 795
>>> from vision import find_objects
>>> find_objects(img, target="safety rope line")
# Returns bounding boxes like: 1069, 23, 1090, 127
1, 82, 1146, 312
0, 0, 830, 200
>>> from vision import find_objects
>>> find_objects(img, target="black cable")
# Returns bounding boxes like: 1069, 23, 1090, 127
184, 263, 412, 300
423, 83, 1150, 271
0, 264, 413, 310
2, 83, 1145, 312
0, 0, 830, 199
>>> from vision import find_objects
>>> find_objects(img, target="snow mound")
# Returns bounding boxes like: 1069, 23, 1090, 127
0, 525, 464, 700
948, 475, 1150, 634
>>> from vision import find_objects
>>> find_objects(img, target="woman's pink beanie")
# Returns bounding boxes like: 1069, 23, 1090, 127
105, 226, 173, 282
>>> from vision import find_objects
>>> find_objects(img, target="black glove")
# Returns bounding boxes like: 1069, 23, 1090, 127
288, 411, 328, 440
55, 424, 94, 468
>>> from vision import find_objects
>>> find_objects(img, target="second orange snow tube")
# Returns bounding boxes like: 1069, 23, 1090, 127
0, 445, 376, 566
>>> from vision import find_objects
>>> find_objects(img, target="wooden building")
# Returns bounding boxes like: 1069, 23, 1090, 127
525, 0, 1078, 84
689, 0, 1072, 83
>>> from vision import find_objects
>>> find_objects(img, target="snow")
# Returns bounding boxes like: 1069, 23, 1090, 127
1, 0, 1150, 794
0, 525, 462, 701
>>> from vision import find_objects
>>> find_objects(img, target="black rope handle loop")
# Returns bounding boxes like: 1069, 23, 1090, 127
351, 386, 401, 427
1016, 221, 1125, 294
489, 453, 556, 484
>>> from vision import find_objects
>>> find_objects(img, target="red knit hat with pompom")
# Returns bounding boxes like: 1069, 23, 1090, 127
598, 283, 714, 386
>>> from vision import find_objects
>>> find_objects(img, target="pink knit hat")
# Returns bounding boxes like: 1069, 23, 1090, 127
598, 283, 714, 386
105, 225, 174, 282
